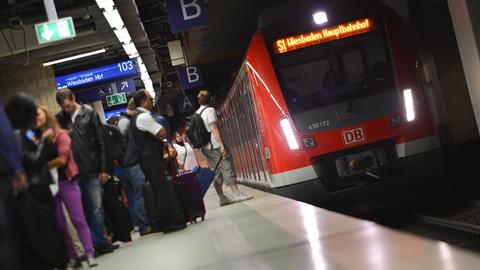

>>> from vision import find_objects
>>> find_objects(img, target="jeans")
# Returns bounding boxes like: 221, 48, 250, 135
55, 180, 94, 259
119, 164, 149, 230
77, 174, 107, 245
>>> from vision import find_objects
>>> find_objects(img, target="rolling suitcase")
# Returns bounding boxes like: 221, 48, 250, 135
172, 171, 206, 223
195, 155, 223, 198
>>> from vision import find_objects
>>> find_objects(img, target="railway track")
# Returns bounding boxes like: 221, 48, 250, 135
404, 215, 480, 251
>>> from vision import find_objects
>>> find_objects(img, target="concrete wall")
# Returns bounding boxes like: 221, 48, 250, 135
0, 63, 59, 112
407, 0, 478, 145
448, 0, 480, 137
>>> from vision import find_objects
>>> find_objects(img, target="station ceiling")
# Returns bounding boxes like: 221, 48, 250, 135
0, 0, 374, 103
0, 0, 274, 99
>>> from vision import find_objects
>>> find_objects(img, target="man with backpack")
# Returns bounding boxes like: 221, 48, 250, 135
189, 90, 253, 206
111, 99, 152, 236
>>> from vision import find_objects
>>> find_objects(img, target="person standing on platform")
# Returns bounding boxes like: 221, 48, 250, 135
114, 99, 152, 236
55, 89, 116, 255
0, 99, 26, 270
130, 90, 186, 233
196, 90, 253, 206
36, 106, 97, 268
6, 93, 68, 270
172, 132, 198, 172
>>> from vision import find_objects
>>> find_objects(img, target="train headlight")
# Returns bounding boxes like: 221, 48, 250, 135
403, 88, 415, 121
313, 11, 328, 25
280, 117, 300, 150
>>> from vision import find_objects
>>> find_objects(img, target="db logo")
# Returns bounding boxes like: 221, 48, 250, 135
342, 127, 366, 145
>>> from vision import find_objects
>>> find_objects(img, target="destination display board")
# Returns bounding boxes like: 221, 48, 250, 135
56, 59, 138, 89
274, 18, 374, 54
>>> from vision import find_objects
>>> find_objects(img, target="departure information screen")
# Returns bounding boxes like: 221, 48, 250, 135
273, 18, 375, 54
56, 60, 138, 89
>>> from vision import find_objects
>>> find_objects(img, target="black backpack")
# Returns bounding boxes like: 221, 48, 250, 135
185, 107, 211, 148
103, 123, 127, 162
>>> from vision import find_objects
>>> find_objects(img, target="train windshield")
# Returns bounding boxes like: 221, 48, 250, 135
275, 31, 395, 114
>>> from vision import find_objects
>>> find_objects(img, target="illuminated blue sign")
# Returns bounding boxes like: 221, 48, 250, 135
105, 107, 127, 120
56, 60, 138, 89
74, 79, 136, 104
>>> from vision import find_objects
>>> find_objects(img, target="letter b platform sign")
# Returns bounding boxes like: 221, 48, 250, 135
178, 65, 203, 90
166, 0, 207, 33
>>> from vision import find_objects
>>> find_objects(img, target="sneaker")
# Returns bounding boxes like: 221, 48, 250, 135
219, 195, 234, 206
94, 243, 115, 257
139, 226, 153, 236
67, 258, 82, 270
231, 192, 253, 203
112, 240, 133, 248
87, 256, 98, 268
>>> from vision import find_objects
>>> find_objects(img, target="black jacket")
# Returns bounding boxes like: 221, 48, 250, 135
56, 105, 108, 175
15, 132, 53, 186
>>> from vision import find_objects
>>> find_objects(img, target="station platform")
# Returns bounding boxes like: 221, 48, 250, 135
94, 186, 480, 270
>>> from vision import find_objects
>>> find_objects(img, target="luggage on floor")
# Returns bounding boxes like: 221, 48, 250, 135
195, 156, 223, 198
172, 171, 206, 223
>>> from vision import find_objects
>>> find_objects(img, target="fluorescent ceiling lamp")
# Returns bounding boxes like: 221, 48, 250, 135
403, 89, 415, 121
42, 48, 106, 66
114, 27, 131, 44
140, 67, 148, 74
313, 11, 328, 25
96, 0, 114, 11
122, 42, 138, 56
143, 78, 152, 85
148, 90, 155, 99
103, 9, 124, 29
128, 52, 139, 59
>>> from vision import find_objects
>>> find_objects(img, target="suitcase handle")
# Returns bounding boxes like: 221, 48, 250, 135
213, 155, 223, 173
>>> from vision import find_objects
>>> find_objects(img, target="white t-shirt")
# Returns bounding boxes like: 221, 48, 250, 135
71, 108, 80, 123
173, 142, 198, 171
196, 105, 220, 149
117, 117, 130, 136
136, 107, 163, 136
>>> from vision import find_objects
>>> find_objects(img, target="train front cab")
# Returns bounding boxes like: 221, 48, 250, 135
219, 4, 443, 204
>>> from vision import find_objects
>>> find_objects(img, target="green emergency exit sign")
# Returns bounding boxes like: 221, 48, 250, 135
35, 17, 76, 44
106, 93, 127, 107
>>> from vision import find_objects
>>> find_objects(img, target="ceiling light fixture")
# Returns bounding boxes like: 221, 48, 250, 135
114, 27, 132, 44
313, 11, 328, 25
97, 2, 155, 95
96, 0, 114, 11
103, 9, 124, 29
42, 48, 107, 66
122, 42, 138, 56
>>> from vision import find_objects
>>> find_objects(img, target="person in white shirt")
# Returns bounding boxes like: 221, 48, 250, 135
196, 90, 253, 206
172, 132, 198, 171
130, 90, 186, 233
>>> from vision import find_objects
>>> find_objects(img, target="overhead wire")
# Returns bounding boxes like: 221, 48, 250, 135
1, 5, 31, 66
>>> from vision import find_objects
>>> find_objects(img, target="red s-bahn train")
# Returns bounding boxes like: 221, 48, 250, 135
216, 1, 442, 204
